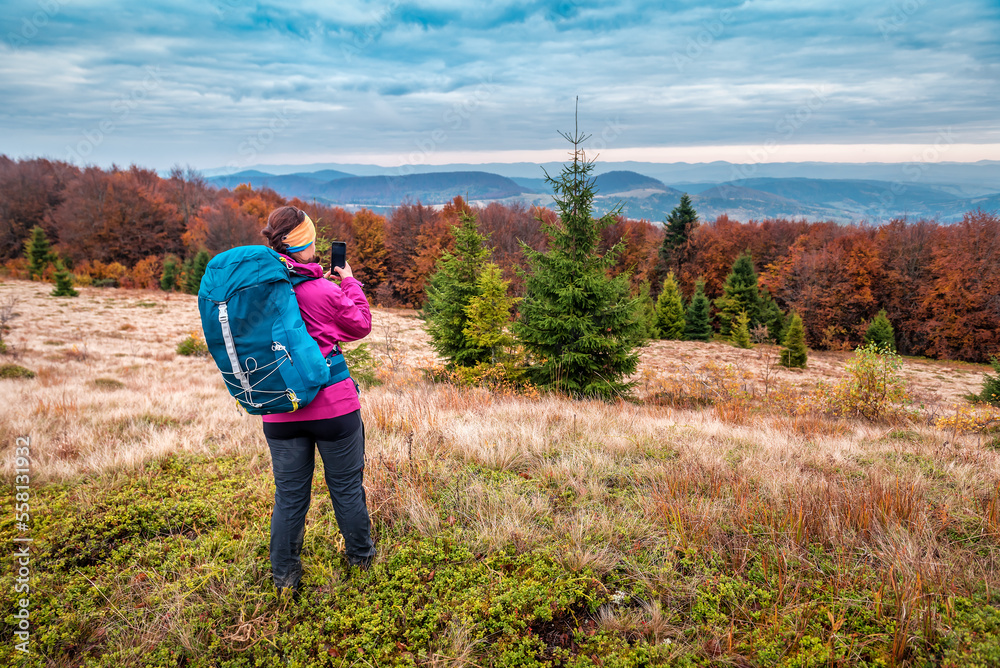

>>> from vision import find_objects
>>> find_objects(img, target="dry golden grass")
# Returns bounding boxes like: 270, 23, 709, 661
0, 277, 992, 485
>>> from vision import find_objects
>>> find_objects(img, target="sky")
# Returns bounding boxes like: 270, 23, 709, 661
1, 0, 999, 172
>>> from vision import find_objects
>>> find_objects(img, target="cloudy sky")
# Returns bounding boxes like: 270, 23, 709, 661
1, 0, 998, 171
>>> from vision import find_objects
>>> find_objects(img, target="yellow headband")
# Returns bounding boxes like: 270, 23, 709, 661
282, 213, 316, 254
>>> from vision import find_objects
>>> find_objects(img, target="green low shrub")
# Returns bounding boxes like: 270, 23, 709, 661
0, 363, 35, 379
176, 332, 208, 357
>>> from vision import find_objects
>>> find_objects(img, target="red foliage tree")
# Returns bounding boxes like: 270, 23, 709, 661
385, 201, 438, 306
0, 157, 77, 260
923, 210, 1000, 362
476, 201, 546, 295
55, 165, 184, 266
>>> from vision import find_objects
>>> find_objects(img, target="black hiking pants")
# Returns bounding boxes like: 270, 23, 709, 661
262, 409, 376, 589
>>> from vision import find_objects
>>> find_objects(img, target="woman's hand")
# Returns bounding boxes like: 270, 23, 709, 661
324, 261, 354, 281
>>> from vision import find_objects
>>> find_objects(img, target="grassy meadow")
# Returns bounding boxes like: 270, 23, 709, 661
1, 277, 1000, 667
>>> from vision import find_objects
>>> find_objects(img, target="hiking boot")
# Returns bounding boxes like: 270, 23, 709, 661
275, 582, 301, 602
346, 550, 377, 571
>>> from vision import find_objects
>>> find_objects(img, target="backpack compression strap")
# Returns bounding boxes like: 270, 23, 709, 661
325, 345, 352, 386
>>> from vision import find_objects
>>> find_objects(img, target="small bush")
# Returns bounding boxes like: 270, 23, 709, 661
177, 332, 209, 357
424, 361, 538, 398
0, 363, 35, 379
824, 342, 911, 422
93, 377, 126, 390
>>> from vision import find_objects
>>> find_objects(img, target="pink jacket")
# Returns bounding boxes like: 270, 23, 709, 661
261, 255, 372, 423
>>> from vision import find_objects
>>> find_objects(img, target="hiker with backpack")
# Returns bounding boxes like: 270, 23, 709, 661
198, 205, 377, 596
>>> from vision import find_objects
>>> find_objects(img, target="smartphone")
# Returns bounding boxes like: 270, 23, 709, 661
330, 241, 347, 270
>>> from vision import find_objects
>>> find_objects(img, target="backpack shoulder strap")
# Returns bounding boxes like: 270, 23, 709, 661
277, 254, 324, 287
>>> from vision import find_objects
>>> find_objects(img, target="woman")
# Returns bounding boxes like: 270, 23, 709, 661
259, 205, 376, 594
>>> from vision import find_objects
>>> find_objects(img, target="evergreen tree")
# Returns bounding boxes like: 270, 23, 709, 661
760, 288, 786, 343
463, 262, 520, 365
863, 309, 896, 352
160, 254, 180, 291
512, 119, 644, 399
50, 259, 78, 297
714, 251, 762, 336
635, 280, 659, 340
731, 311, 752, 348
25, 225, 55, 280
657, 194, 698, 286
684, 279, 713, 342
184, 249, 210, 295
424, 212, 491, 367
779, 312, 808, 368
971, 357, 1000, 407
654, 272, 686, 340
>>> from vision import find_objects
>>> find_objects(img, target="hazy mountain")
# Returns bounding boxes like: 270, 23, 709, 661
307, 171, 528, 205
291, 169, 354, 181
206, 169, 354, 199
203, 160, 1000, 194
593, 170, 670, 193
203, 166, 999, 223
509, 177, 550, 192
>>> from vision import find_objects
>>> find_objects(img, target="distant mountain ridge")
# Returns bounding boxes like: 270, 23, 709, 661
205, 167, 1000, 223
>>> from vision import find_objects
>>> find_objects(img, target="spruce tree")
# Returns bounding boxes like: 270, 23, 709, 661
714, 251, 762, 336
184, 249, 210, 295
863, 309, 896, 352
512, 118, 644, 399
655, 272, 686, 340
657, 195, 698, 287
779, 312, 808, 368
25, 226, 55, 280
160, 254, 180, 291
731, 311, 752, 348
463, 262, 519, 365
51, 259, 79, 297
635, 280, 659, 340
760, 288, 786, 343
972, 357, 1000, 407
424, 212, 491, 367
684, 279, 713, 342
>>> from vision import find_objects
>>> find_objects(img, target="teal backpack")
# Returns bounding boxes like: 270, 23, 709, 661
197, 245, 352, 415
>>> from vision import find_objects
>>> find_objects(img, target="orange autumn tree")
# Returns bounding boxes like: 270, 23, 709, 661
923, 210, 1000, 362
406, 196, 474, 306
182, 199, 263, 253
600, 216, 663, 291
351, 208, 389, 291
386, 202, 438, 306
54, 165, 184, 266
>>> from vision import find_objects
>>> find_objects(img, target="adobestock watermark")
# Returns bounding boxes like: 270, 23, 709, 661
12, 436, 32, 654
212, 0, 252, 20
871, 127, 956, 220
63, 66, 163, 165
394, 74, 499, 177
223, 106, 298, 174
730, 86, 830, 184
673, 7, 736, 73
342, 0, 401, 63
587, 116, 625, 155
877, 0, 926, 40
5, 0, 66, 50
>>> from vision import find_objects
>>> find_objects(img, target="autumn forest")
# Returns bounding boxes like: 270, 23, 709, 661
1, 155, 997, 363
